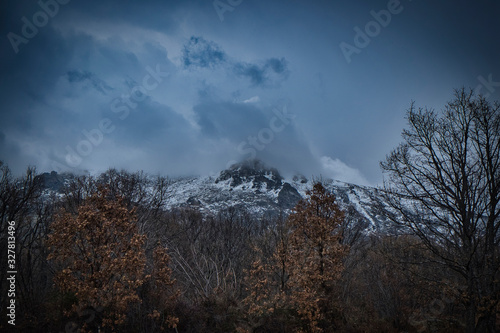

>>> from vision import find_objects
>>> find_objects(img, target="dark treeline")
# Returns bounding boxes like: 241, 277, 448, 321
0, 89, 499, 332
0, 164, 487, 332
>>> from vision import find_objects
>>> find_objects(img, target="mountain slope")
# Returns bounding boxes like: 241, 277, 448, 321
163, 160, 397, 232
38, 160, 399, 233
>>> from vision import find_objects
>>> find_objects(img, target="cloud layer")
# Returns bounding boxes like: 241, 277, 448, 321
1, 0, 499, 186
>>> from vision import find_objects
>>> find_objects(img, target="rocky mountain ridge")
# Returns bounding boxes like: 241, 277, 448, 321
37, 160, 399, 233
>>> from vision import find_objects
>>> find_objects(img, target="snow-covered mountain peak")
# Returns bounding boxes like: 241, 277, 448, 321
216, 159, 283, 190
37, 160, 401, 233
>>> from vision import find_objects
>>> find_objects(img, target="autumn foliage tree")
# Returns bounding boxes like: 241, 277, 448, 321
286, 182, 347, 332
47, 187, 176, 331
243, 183, 347, 332
242, 217, 291, 331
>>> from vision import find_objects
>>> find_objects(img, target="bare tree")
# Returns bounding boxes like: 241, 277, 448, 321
381, 88, 500, 332
0, 163, 50, 330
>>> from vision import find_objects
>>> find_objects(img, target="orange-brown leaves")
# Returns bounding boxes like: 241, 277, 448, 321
146, 245, 179, 330
243, 183, 348, 332
47, 188, 148, 330
286, 183, 347, 332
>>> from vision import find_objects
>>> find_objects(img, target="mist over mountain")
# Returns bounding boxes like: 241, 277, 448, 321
37, 159, 397, 233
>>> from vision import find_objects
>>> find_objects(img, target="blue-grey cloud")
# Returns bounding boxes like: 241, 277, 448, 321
191, 98, 322, 177
183, 36, 289, 87
233, 58, 289, 87
1, 0, 499, 185
66, 70, 114, 95
194, 101, 268, 138
182, 36, 226, 69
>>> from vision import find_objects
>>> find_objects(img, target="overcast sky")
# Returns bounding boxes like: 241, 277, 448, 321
1, 0, 499, 185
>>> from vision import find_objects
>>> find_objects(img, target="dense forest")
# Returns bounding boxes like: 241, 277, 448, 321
0, 89, 499, 332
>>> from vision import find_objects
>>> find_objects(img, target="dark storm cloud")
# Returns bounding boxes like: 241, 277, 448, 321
0, 0, 499, 184
191, 98, 322, 177
0, 12, 181, 173
0, 0, 302, 177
